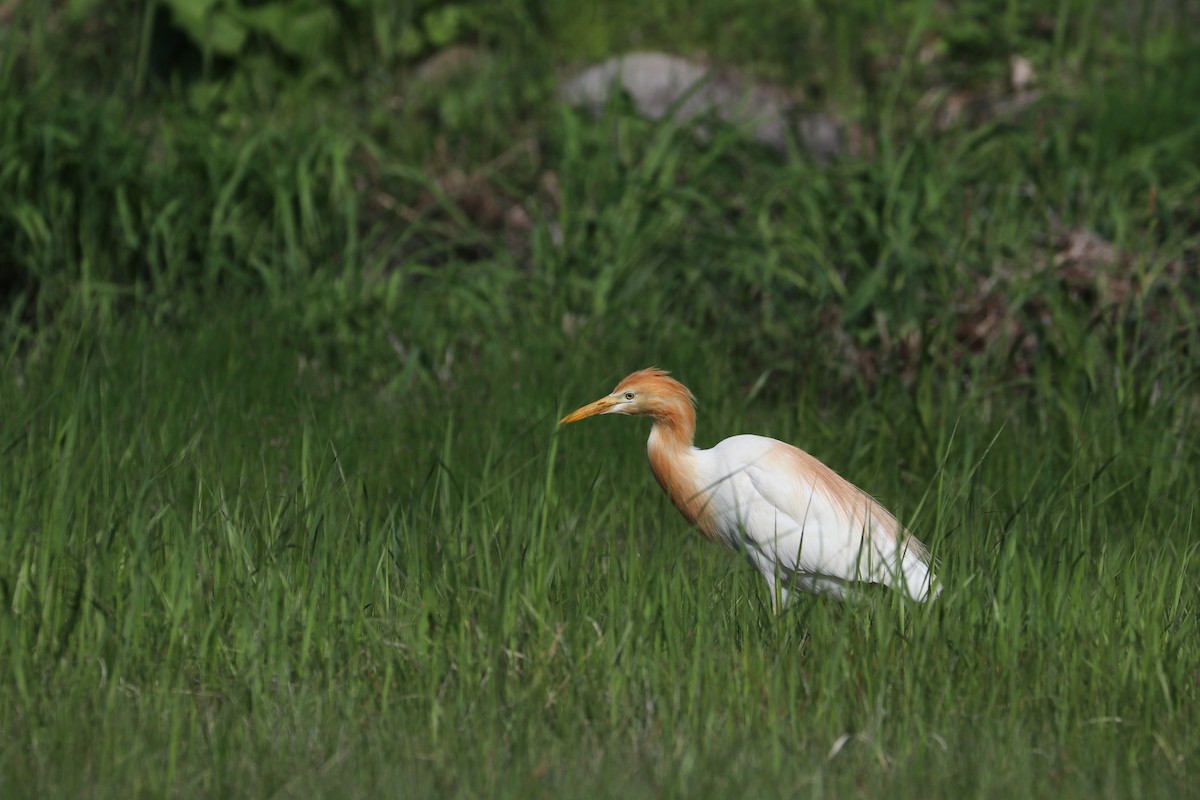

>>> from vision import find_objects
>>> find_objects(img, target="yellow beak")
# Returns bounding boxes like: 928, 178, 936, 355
559, 396, 618, 425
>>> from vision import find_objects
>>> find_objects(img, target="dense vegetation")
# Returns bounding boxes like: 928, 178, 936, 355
2, 1, 1198, 796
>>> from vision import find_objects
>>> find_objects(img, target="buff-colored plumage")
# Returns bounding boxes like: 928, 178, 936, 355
560, 368, 939, 608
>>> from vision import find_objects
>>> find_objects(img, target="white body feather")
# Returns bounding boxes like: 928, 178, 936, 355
680, 433, 939, 604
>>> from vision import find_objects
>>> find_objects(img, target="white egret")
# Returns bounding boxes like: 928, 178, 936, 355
560, 368, 939, 609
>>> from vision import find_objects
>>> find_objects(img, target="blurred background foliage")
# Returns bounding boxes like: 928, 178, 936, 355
0, 0, 1197, 394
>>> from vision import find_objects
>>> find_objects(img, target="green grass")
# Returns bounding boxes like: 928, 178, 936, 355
2, 0, 1200, 796
2, 302, 1197, 797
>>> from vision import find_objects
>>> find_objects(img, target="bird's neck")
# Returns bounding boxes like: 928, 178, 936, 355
646, 407, 719, 540
647, 402, 696, 451
648, 422, 693, 458
647, 404, 698, 482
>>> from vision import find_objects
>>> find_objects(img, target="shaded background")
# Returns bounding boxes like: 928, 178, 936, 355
4, 0, 1197, 392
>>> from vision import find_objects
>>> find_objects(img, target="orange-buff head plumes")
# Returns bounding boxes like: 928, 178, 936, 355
559, 368, 697, 441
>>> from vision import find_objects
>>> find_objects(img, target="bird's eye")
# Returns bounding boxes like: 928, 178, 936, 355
623, 392, 636, 400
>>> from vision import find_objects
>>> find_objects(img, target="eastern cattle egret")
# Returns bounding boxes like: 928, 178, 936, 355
559, 368, 939, 608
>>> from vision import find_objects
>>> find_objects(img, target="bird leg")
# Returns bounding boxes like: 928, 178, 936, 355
767, 581, 790, 616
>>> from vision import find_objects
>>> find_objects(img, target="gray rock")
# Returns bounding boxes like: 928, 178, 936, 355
559, 52, 844, 162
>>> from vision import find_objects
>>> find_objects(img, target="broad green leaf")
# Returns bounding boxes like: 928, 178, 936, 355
159, 0, 220, 31
237, 3, 338, 59
276, 7, 339, 58
422, 5, 467, 48
66, 0, 105, 20
163, 0, 248, 57
397, 25, 425, 58
201, 12, 250, 57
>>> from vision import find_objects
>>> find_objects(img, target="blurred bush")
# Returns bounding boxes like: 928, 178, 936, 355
46, 0, 496, 83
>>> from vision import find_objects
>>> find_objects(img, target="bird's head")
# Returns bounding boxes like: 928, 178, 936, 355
559, 368, 696, 425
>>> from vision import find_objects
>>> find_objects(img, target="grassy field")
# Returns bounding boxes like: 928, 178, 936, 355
2, 1, 1199, 797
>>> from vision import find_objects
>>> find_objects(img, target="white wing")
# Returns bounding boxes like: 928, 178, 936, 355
699, 435, 937, 601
